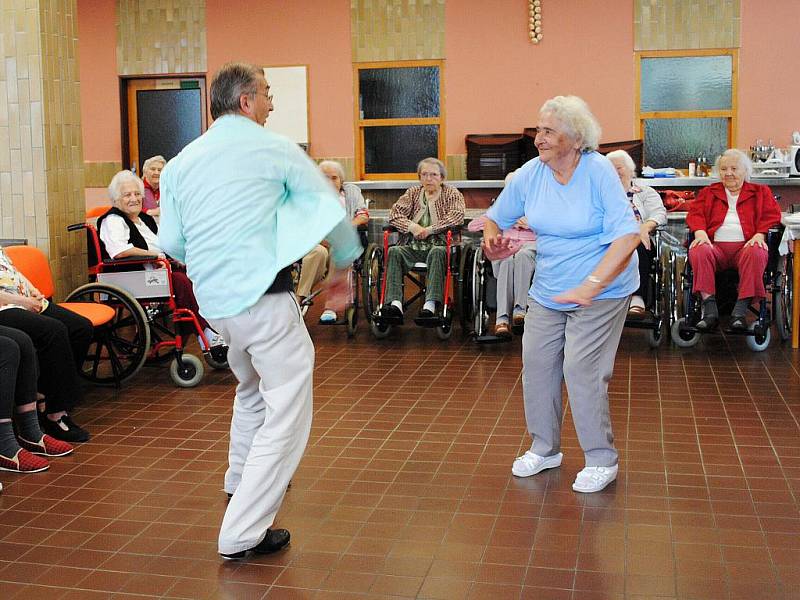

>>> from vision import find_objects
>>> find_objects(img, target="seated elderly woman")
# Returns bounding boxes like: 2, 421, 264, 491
1, 326, 74, 473
295, 160, 369, 323
381, 157, 465, 321
687, 148, 782, 331
141, 155, 165, 217
98, 170, 226, 351
0, 250, 93, 442
468, 171, 537, 338
606, 150, 666, 317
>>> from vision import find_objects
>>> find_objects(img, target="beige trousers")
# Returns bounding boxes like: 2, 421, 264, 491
296, 244, 331, 297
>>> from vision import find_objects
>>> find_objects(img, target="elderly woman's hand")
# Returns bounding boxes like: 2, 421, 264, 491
16, 295, 45, 313
745, 233, 767, 249
639, 223, 652, 250
515, 216, 530, 229
689, 230, 712, 249
553, 280, 603, 307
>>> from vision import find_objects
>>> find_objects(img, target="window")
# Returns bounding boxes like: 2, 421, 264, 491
355, 60, 445, 179
636, 49, 737, 169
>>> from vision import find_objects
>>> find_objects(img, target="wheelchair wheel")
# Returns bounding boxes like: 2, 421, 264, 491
646, 324, 664, 349
436, 321, 453, 340
471, 246, 491, 337
170, 353, 204, 387
671, 318, 701, 348
65, 282, 150, 385
346, 305, 357, 338
774, 255, 792, 342
361, 243, 382, 323
458, 244, 475, 334
746, 322, 771, 352
204, 345, 229, 370
370, 320, 392, 339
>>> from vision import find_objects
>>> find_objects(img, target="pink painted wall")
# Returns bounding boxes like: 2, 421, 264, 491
445, 0, 635, 153
76, 0, 800, 164
205, 0, 354, 158
76, 0, 119, 162
738, 0, 800, 149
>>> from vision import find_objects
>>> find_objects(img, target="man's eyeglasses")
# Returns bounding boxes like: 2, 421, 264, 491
253, 91, 274, 102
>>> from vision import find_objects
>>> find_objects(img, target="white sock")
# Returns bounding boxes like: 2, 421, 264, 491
423, 300, 436, 313
391, 300, 403, 312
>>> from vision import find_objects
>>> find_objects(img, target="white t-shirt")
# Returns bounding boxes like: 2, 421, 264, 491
713, 189, 745, 242
100, 213, 163, 258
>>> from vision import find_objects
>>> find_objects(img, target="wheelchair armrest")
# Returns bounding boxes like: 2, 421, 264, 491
67, 223, 87, 232
382, 224, 398, 232
105, 255, 161, 264
357, 224, 368, 232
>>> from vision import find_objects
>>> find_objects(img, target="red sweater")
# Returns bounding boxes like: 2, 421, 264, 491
686, 181, 781, 242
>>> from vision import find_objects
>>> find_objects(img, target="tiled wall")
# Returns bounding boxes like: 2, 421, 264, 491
116, 0, 206, 75
634, 0, 740, 50
84, 161, 123, 188
41, 0, 86, 297
1, 0, 86, 297
351, 0, 446, 62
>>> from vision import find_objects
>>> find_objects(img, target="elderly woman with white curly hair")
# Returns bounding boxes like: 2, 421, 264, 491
98, 170, 227, 352
686, 148, 781, 331
483, 95, 640, 493
606, 149, 666, 317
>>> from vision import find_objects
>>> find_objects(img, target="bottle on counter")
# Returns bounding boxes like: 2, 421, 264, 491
688, 159, 696, 177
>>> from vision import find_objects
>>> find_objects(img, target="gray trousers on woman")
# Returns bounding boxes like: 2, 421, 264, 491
522, 296, 628, 467
491, 244, 536, 320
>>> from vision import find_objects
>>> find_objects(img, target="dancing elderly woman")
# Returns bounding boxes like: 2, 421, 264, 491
483, 96, 640, 493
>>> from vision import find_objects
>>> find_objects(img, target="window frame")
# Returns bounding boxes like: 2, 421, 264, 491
354, 59, 445, 180
635, 48, 738, 168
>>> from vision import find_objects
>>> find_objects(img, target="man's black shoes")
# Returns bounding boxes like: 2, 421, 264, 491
220, 528, 290, 560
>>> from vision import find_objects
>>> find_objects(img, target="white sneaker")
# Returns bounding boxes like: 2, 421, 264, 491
319, 309, 337, 323
572, 465, 618, 493
199, 332, 226, 351
511, 451, 563, 477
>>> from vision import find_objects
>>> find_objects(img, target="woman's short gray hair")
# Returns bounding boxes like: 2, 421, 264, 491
142, 155, 165, 173
417, 157, 447, 179
318, 160, 346, 182
108, 170, 144, 205
715, 148, 753, 181
605, 149, 636, 176
210, 62, 262, 120
539, 95, 602, 152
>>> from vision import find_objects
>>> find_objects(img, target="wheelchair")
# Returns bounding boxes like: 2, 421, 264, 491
457, 240, 534, 343
295, 225, 369, 338
623, 228, 673, 348
362, 226, 462, 340
670, 227, 792, 351
64, 220, 229, 387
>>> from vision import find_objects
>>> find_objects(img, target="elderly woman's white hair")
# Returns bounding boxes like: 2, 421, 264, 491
715, 148, 753, 181
539, 95, 601, 153
417, 157, 447, 179
318, 160, 346, 183
142, 155, 166, 173
605, 149, 637, 176
108, 170, 145, 205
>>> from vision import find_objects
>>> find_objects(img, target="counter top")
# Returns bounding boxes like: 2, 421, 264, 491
353, 177, 800, 190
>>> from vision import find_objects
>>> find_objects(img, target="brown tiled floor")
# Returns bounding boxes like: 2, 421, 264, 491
1, 316, 800, 599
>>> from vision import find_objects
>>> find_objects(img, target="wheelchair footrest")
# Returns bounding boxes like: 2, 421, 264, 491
414, 315, 441, 328
475, 334, 512, 344
375, 312, 403, 326
318, 319, 346, 326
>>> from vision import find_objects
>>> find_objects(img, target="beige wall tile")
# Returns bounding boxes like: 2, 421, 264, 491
117, 0, 206, 75
635, 0, 740, 50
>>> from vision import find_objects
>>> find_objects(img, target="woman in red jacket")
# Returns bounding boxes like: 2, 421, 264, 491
686, 148, 782, 331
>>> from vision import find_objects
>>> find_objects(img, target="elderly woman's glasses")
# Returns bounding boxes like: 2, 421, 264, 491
420, 171, 442, 179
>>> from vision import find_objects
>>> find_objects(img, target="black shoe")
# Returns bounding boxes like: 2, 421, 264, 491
729, 316, 747, 330
220, 528, 291, 560
379, 304, 403, 324
418, 308, 434, 318
41, 415, 90, 443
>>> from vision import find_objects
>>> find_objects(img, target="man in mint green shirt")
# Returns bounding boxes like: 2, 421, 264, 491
159, 62, 360, 560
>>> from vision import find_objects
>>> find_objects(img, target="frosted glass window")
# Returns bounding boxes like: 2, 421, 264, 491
644, 118, 728, 168
359, 67, 439, 119
364, 125, 438, 174
641, 56, 732, 111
